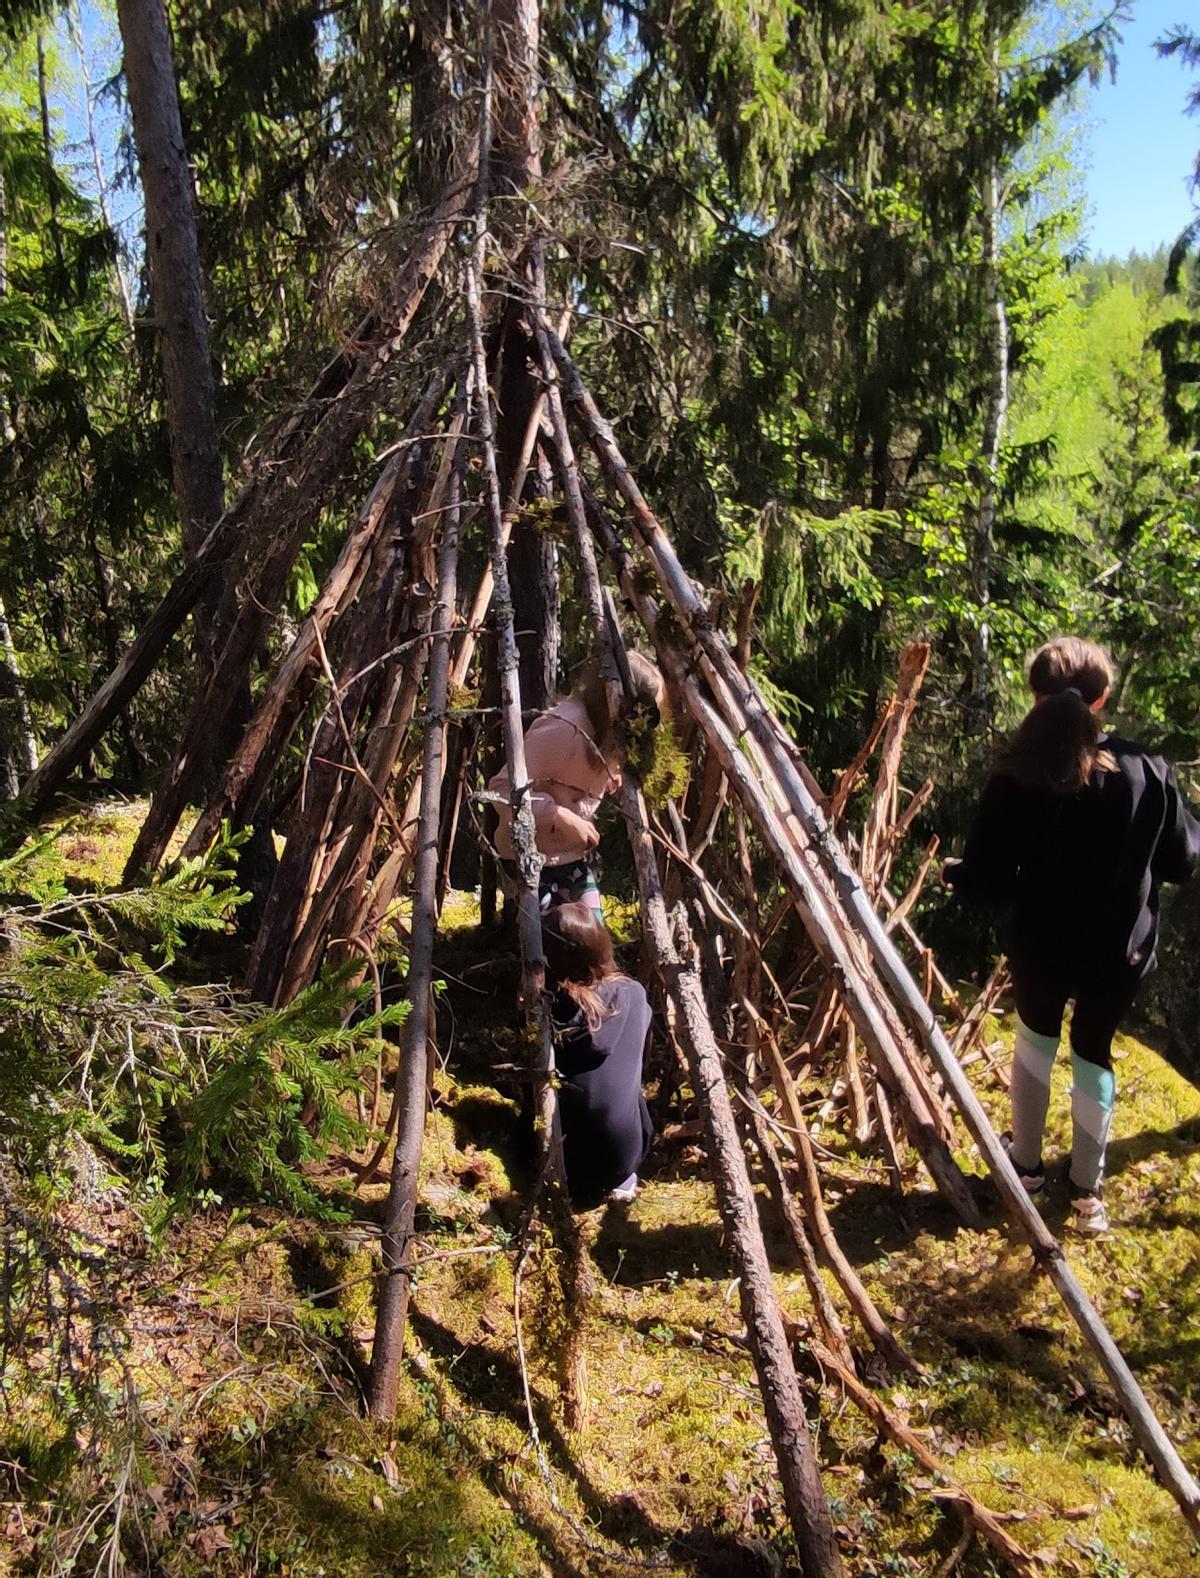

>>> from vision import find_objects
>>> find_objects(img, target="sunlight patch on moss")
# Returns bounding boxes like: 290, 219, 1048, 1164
440, 888, 482, 934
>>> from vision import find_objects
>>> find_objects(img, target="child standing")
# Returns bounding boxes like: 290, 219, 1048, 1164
487, 652, 665, 914
541, 901, 654, 1210
945, 637, 1200, 1233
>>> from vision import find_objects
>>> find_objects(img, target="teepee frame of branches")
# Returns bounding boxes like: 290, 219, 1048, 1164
17, 1, 1200, 1566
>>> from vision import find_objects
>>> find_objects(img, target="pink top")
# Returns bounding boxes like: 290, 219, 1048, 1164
488, 697, 621, 865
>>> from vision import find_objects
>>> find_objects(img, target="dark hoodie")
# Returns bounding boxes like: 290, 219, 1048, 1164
551, 975, 654, 1211
948, 737, 1200, 978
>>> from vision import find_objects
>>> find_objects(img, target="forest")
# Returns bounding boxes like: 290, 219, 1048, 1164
2, 0, 1200, 1574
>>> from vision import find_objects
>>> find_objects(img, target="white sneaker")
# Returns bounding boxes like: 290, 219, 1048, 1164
607, 1174, 638, 1205
1070, 1191, 1109, 1236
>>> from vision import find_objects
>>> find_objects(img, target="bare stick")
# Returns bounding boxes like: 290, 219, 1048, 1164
829, 700, 893, 826
885, 837, 940, 936
859, 642, 930, 888
843, 1027, 873, 1147
800, 1337, 1038, 1576
873, 1079, 906, 1199
761, 1025, 920, 1377
744, 1106, 857, 1375
623, 775, 844, 1578
367, 400, 465, 1420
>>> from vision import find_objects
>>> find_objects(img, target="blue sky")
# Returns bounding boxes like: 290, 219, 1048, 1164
1081, 0, 1198, 258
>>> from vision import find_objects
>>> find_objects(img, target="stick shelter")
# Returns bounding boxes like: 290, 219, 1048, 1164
19, 3, 1200, 1569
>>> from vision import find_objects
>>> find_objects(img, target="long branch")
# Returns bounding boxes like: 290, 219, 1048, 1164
623, 773, 843, 1578
367, 403, 464, 1421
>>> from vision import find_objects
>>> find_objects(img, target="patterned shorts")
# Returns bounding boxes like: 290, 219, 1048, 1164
539, 858, 603, 915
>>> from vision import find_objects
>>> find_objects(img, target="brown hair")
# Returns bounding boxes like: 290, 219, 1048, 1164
576, 651, 666, 762
542, 901, 623, 1031
995, 637, 1116, 795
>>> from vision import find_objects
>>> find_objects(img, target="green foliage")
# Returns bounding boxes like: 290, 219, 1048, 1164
0, 829, 407, 1217
180, 964, 406, 1217
0, 20, 175, 784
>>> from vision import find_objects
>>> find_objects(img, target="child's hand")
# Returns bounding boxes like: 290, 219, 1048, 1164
584, 822, 601, 849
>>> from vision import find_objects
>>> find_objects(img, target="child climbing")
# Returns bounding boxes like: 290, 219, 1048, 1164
487, 652, 665, 913
945, 636, 1200, 1234
542, 900, 654, 1211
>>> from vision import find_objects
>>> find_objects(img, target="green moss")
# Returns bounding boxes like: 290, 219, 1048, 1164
12, 847, 1200, 1576
849, 1013, 1200, 1576
12, 797, 196, 894
626, 714, 690, 811
439, 888, 482, 935
0, 1406, 77, 1493
269, 1411, 542, 1577
600, 893, 641, 944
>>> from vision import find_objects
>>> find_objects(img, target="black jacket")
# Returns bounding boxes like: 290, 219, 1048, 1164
551, 976, 654, 1211
948, 737, 1200, 977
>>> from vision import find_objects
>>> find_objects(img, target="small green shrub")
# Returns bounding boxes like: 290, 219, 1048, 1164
0, 828, 408, 1216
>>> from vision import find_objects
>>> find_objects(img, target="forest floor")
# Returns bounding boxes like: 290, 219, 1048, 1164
4, 799, 1200, 1578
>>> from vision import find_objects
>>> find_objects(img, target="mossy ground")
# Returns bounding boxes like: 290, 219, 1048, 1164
4, 799, 1200, 1576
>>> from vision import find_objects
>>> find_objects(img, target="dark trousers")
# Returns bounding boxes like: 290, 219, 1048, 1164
1010, 951, 1140, 1072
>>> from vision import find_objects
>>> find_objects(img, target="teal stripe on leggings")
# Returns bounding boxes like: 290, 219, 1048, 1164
1070, 1052, 1115, 1111
1016, 1015, 1060, 1059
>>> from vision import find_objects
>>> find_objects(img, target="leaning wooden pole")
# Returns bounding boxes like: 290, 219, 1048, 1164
367, 414, 464, 1421
464, 39, 589, 1429
19, 171, 475, 824
546, 331, 1200, 1537
180, 368, 459, 862
388, 364, 559, 879
623, 774, 843, 1578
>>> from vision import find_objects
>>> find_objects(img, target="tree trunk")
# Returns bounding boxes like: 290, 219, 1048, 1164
967, 42, 1009, 739
69, 0, 134, 326
408, 0, 458, 205
491, 0, 551, 709
462, 21, 591, 1431
499, 322, 557, 712
0, 164, 15, 446
0, 599, 38, 798
491, 0, 541, 198
37, 31, 64, 279
116, 0, 226, 667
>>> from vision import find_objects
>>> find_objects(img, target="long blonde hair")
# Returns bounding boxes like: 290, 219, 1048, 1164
995, 637, 1116, 794
542, 902, 624, 1032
